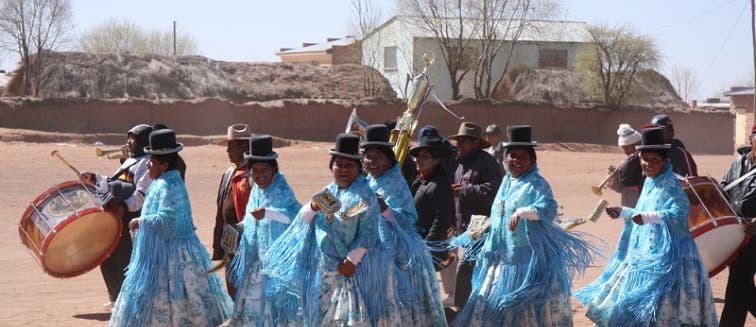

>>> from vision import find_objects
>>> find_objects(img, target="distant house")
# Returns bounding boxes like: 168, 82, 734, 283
277, 36, 361, 67
360, 15, 590, 100
724, 86, 754, 146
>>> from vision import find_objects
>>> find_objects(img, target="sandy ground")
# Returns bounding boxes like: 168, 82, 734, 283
1, 139, 754, 326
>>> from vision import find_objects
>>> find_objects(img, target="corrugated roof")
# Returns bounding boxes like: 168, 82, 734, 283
277, 37, 357, 55
364, 15, 588, 43
724, 88, 754, 96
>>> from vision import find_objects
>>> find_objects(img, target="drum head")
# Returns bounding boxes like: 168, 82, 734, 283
43, 210, 120, 278
692, 217, 749, 277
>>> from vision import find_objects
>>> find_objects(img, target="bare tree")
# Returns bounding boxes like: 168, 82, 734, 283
349, 0, 385, 97
79, 19, 198, 56
401, 0, 479, 100
0, 0, 73, 96
576, 24, 660, 108
669, 65, 698, 103
471, 0, 561, 99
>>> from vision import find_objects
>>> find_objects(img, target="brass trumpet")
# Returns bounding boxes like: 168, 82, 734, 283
96, 146, 128, 160
591, 164, 621, 196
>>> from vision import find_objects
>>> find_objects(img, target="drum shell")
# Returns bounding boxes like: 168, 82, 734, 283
18, 181, 123, 278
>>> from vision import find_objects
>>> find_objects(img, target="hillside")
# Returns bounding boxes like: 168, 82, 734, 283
6, 51, 397, 102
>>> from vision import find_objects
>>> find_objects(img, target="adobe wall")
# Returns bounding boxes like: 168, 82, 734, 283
0, 99, 734, 154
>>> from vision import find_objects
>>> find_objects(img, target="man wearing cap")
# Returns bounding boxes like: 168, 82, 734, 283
650, 114, 698, 177
212, 123, 252, 297
484, 124, 506, 175
79, 123, 155, 310
607, 123, 644, 207
448, 121, 503, 309
719, 124, 756, 326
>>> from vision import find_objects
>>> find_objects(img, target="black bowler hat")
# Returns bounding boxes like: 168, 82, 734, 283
651, 114, 673, 127
329, 133, 363, 159
244, 134, 278, 160
144, 129, 183, 155
502, 125, 538, 148
410, 135, 451, 157
360, 124, 394, 148
635, 127, 671, 150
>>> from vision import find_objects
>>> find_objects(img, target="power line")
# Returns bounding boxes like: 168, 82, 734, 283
700, 0, 749, 88
653, 0, 738, 31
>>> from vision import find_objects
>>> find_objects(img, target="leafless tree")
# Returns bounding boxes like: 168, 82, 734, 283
576, 24, 660, 108
669, 65, 698, 103
349, 0, 386, 97
400, 0, 479, 100
0, 0, 74, 96
79, 19, 198, 56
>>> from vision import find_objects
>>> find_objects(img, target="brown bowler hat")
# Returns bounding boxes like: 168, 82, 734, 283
448, 122, 491, 148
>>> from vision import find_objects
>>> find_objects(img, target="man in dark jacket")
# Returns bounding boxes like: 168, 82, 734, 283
212, 124, 252, 297
719, 125, 756, 326
650, 114, 697, 177
448, 122, 503, 309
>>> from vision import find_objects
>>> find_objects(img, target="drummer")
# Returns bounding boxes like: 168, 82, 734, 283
720, 124, 756, 326
79, 123, 154, 311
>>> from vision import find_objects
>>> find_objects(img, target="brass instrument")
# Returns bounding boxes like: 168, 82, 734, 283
591, 164, 621, 196
96, 146, 128, 160
390, 54, 435, 165
50, 149, 81, 175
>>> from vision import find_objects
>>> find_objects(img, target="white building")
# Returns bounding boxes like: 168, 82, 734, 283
361, 16, 589, 100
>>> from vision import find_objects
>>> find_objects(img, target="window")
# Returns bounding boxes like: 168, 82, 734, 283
384, 46, 398, 71
538, 48, 568, 68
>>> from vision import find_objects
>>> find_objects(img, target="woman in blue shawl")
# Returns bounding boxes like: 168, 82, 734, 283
264, 133, 387, 326
229, 135, 302, 326
110, 129, 232, 327
361, 124, 447, 326
454, 125, 596, 327
576, 127, 718, 327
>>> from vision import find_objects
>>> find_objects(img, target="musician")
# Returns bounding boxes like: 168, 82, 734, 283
211, 123, 252, 297
484, 123, 506, 175
110, 129, 232, 326
576, 127, 717, 327
650, 114, 698, 177
362, 124, 447, 326
79, 123, 154, 310
720, 124, 756, 326
448, 122, 502, 309
607, 123, 643, 207
228, 134, 301, 326
453, 125, 596, 326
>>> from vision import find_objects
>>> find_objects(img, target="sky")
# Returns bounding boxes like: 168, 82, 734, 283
4, 0, 750, 102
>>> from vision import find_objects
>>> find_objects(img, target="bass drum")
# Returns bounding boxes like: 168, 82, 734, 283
18, 180, 122, 278
682, 176, 751, 277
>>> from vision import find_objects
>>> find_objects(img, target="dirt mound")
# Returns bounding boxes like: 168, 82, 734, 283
10, 51, 396, 102
496, 67, 687, 110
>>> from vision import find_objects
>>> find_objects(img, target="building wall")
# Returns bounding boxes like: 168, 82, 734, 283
278, 52, 333, 66
331, 41, 362, 65
730, 94, 754, 146
0, 99, 734, 154
361, 17, 416, 99
410, 38, 585, 101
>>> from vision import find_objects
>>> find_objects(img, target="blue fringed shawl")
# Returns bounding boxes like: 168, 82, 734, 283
454, 165, 598, 326
575, 164, 717, 326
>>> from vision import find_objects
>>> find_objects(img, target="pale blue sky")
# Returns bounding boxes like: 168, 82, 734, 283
7, 0, 750, 101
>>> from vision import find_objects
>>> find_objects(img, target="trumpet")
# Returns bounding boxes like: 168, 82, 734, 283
96, 146, 128, 160
591, 164, 621, 196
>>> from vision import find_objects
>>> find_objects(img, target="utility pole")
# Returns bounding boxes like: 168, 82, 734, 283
173, 20, 177, 57
752, 0, 755, 114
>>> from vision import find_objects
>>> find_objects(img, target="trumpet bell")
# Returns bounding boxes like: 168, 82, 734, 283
590, 185, 603, 196
95, 147, 128, 160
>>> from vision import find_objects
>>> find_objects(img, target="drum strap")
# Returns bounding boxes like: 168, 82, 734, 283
108, 161, 139, 182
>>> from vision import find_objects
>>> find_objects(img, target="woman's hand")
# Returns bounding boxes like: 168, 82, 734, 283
128, 217, 141, 232
508, 213, 520, 231
309, 201, 320, 212
631, 214, 644, 225
337, 259, 356, 277
251, 207, 265, 220
605, 206, 621, 219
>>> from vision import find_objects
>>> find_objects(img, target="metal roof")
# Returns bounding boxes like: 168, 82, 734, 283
277, 37, 357, 55
724, 88, 754, 96
364, 15, 589, 43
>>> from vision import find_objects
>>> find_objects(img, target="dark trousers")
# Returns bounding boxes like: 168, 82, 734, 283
454, 257, 476, 308
720, 240, 756, 326
100, 213, 134, 302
